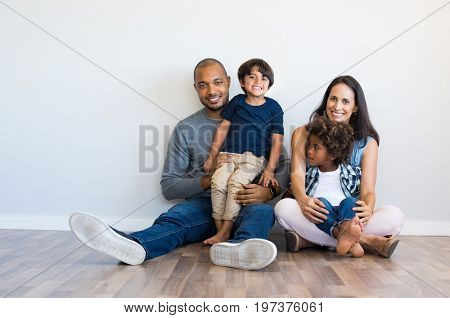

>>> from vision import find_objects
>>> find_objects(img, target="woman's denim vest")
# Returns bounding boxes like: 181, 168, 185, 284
349, 137, 372, 167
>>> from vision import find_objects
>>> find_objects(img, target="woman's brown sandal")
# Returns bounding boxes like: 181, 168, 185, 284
285, 230, 316, 252
360, 235, 399, 258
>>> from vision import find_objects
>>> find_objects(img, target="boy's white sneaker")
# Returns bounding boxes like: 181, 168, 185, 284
210, 238, 277, 270
69, 212, 146, 266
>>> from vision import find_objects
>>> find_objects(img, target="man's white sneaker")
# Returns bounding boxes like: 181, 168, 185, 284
69, 212, 146, 265
210, 238, 277, 270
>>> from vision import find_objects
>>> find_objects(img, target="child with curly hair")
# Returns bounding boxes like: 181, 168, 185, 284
305, 116, 364, 257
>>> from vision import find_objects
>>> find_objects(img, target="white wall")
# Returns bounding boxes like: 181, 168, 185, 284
1, 0, 449, 234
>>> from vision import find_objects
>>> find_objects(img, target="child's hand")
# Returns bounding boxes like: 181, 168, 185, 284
258, 170, 279, 188
204, 157, 213, 174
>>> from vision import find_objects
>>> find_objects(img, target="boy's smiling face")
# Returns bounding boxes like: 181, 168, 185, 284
307, 134, 335, 167
240, 67, 270, 98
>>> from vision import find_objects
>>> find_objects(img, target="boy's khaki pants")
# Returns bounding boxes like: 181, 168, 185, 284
211, 152, 266, 221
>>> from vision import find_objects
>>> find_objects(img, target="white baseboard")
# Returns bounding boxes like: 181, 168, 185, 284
400, 221, 450, 236
0, 215, 157, 232
0, 215, 449, 236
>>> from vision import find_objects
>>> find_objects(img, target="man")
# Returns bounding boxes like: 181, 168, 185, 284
69, 58, 290, 270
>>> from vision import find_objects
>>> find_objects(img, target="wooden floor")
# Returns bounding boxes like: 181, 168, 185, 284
0, 229, 449, 298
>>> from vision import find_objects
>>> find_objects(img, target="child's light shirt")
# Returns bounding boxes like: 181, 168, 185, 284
305, 164, 362, 203
313, 167, 346, 206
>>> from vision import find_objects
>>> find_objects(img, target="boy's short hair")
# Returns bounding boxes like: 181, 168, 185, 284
305, 116, 354, 165
238, 58, 274, 93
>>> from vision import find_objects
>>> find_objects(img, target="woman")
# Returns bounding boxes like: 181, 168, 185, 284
275, 75, 405, 257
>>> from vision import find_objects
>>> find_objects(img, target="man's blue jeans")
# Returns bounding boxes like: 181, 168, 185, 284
126, 196, 275, 259
315, 197, 357, 237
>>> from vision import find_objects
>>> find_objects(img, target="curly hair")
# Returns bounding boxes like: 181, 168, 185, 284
305, 116, 354, 165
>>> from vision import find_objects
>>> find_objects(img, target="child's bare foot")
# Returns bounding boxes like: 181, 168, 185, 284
336, 217, 363, 256
203, 232, 230, 245
349, 242, 364, 257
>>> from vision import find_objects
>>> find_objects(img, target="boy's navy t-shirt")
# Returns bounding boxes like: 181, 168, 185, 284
221, 94, 284, 159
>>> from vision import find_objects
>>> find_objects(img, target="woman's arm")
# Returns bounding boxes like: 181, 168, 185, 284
290, 126, 328, 223
354, 138, 378, 224
290, 126, 307, 199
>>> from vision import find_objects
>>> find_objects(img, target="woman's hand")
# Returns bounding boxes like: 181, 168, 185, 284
353, 200, 373, 224
298, 196, 329, 224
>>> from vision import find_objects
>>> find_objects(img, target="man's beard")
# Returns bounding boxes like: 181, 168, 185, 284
204, 103, 226, 112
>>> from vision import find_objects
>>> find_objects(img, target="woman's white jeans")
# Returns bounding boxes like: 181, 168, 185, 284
274, 198, 405, 247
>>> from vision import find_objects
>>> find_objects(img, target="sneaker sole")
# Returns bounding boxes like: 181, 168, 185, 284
210, 239, 277, 270
69, 212, 146, 265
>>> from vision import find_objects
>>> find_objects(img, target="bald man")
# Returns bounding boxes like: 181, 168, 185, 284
69, 59, 290, 270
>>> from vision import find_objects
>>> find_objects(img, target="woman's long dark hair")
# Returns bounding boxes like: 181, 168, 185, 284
310, 75, 379, 145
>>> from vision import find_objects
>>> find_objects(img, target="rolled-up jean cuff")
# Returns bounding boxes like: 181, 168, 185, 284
331, 218, 353, 237
338, 218, 354, 225
329, 224, 337, 237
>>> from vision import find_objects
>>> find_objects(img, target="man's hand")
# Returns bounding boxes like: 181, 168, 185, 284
200, 175, 212, 190
235, 184, 272, 205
